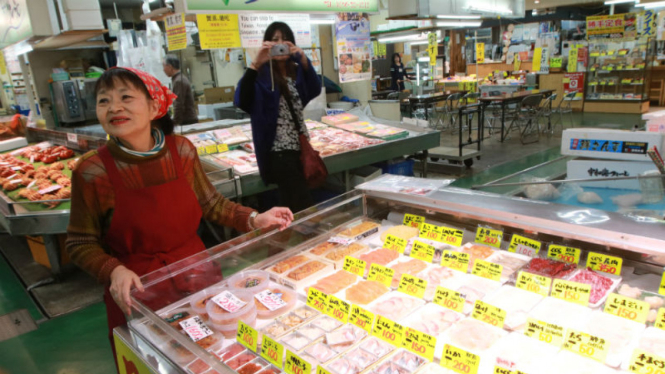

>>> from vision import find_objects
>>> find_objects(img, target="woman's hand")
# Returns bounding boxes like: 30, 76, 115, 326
254, 207, 294, 231
251, 41, 275, 70
285, 42, 308, 68
110, 265, 144, 315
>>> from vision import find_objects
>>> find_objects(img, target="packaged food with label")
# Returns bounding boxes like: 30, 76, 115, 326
482, 285, 544, 331
254, 283, 297, 319
345, 280, 390, 305
368, 292, 426, 322
229, 270, 271, 295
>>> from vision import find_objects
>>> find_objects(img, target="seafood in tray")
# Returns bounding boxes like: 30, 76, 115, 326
321, 113, 360, 126
337, 221, 380, 241
416, 266, 467, 300
388, 258, 429, 288
357, 248, 400, 273
485, 251, 530, 280
581, 310, 645, 367
368, 292, 425, 322
459, 243, 495, 271
482, 285, 544, 331
402, 303, 463, 337
617, 284, 665, 323
324, 243, 370, 264
305, 270, 359, 296
527, 297, 592, 331
568, 268, 620, 307
453, 274, 502, 314
345, 280, 390, 305
211, 150, 258, 175
269, 255, 313, 275
490, 332, 559, 373
309, 127, 384, 157
520, 257, 577, 279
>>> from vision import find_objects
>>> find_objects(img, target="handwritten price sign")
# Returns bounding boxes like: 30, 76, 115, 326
524, 318, 565, 347
403, 214, 426, 228
368, 263, 394, 288
586, 252, 623, 276
508, 234, 541, 257
604, 293, 649, 324
306, 288, 328, 313
212, 290, 247, 313
440, 226, 464, 247
398, 274, 428, 299
343, 256, 366, 277
419, 223, 442, 242
384, 234, 408, 253
433, 287, 465, 313
516, 271, 551, 297
237, 320, 258, 352
551, 279, 591, 306
403, 328, 436, 361
326, 295, 350, 324
660, 272, 665, 296
255, 289, 287, 312
372, 315, 404, 347
472, 300, 506, 329
349, 304, 375, 334
472, 259, 503, 282
261, 335, 284, 368
442, 250, 469, 272
475, 227, 503, 248
179, 316, 213, 342
629, 348, 665, 374
285, 351, 311, 374
441, 344, 480, 374
547, 245, 581, 265
563, 329, 609, 363
410, 240, 436, 263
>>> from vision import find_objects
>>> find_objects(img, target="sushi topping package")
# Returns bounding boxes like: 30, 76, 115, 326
255, 290, 287, 311
179, 316, 214, 342
212, 290, 247, 313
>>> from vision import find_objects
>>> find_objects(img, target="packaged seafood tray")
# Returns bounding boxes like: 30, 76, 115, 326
567, 268, 622, 308
323, 243, 372, 269
386, 257, 431, 288
527, 296, 592, 331
212, 127, 250, 146
206, 289, 258, 338
458, 243, 496, 272
358, 337, 396, 361
451, 273, 502, 315
415, 266, 468, 301
484, 251, 530, 282
280, 330, 316, 353
367, 291, 426, 322
321, 113, 360, 126
211, 150, 258, 175
481, 285, 545, 332
305, 120, 329, 131
321, 323, 368, 354
488, 332, 559, 373
229, 270, 271, 295
302, 270, 361, 299
577, 310, 645, 368
265, 254, 316, 280
535, 349, 616, 374
344, 279, 391, 306
365, 125, 409, 141
273, 259, 336, 291
253, 283, 297, 319
360, 222, 414, 249
306, 241, 342, 258
160, 331, 225, 366
189, 284, 227, 320
355, 247, 401, 277
619, 327, 665, 371
358, 348, 427, 374
334, 220, 381, 243
437, 318, 508, 373
260, 306, 320, 340
519, 257, 578, 280
217, 343, 259, 368
401, 303, 464, 360
336, 121, 377, 134
615, 284, 665, 324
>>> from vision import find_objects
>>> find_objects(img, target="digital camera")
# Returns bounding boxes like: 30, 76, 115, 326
270, 44, 290, 57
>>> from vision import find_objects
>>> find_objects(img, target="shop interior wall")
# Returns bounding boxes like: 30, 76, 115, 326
320, 25, 341, 104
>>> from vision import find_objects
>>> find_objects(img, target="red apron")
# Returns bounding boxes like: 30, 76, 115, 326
98, 135, 210, 367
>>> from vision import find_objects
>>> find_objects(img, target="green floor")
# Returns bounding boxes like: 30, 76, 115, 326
0, 111, 644, 374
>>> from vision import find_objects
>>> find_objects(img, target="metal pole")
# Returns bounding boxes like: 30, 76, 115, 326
472, 174, 665, 189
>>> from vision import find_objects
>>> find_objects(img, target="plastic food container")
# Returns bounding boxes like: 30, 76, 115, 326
488, 332, 559, 372
485, 251, 530, 281
527, 296, 592, 331
159, 307, 194, 332
254, 283, 297, 319
438, 318, 507, 373
190, 285, 226, 319
452, 273, 502, 315
567, 268, 621, 308
206, 289, 257, 338
281, 331, 313, 352
229, 270, 271, 295
160, 338, 197, 366
482, 285, 544, 332
401, 303, 464, 360
192, 331, 225, 352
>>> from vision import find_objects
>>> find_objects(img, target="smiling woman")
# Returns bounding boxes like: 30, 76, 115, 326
66, 67, 295, 374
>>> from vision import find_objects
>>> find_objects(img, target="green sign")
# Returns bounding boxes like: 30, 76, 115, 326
185, 0, 379, 13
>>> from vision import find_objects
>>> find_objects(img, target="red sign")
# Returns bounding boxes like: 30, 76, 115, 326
564, 73, 584, 100
576, 47, 588, 68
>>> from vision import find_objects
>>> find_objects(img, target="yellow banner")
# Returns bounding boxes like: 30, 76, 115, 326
476, 43, 485, 64
197, 14, 241, 50
165, 13, 187, 51
532, 48, 542, 72
428, 33, 438, 66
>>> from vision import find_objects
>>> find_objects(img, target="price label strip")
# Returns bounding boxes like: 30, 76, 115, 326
475, 227, 503, 248
261, 335, 284, 368
398, 274, 428, 299
349, 304, 375, 334
516, 271, 552, 297
524, 318, 565, 347
372, 315, 404, 347
433, 286, 465, 313
440, 226, 464, 247
628, 348, 665, 374
403, 214, 426, 228
586, 252, 623, 276
179, 316, 214, 343
410, 240, 436, 263
472, 259, 503, 282
604, 293, 650, 324
442, 250, 469, 273
441, 344, 480, 374
403, 328, 436, 362
563, 329, 609, 363
285, 350, 312, 374
419, 223, 443, 242
508, 234, 541, 257
237, 320, 258, 352
343, 256, 366, 277
326, 295, 350, 324
306, 288, 329, 313
205, 144, 217, 154
368, 263, 395, 288
472, 300, 506, 329
384, 234, 408, 253
217, 144, 229, 153
547, 245, 581, 265
657, 308, 665, 331
551, 279, 591, 307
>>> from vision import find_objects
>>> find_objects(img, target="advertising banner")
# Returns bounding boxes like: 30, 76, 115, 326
564, 72, 584, 100
197, 14, 242, 49
165, 13, 187, 51
336, 12, 371, 83
587, 13, 637, 39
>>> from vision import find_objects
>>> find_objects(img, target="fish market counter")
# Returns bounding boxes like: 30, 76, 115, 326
117, 181, 665, 374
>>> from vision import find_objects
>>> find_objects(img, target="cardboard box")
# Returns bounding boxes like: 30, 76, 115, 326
27, 235, 69, 269
203, 86, 235, 104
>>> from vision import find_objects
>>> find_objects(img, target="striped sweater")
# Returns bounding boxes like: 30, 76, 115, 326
66, 135, 255, 284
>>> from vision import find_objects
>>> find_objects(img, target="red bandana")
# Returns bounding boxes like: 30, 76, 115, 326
113, 67, 177, 119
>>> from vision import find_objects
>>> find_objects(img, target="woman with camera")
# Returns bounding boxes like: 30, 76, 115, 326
235, 22, 322, 213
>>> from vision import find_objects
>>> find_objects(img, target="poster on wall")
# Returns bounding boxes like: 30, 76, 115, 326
336, 12, 371, 83
165, 13, 187, 51
239, 14, 311, 49
372, 41, 386, 60
197, 14, 242, 49
564, 72, 584, 100
658, 11, 665, 40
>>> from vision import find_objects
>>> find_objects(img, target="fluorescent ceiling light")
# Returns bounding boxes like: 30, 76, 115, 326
437, 21, 482, 27
410, 40, 441, 45
437, 14, 481, 19
377, 34, 421, 43
638, 1, 665, 7
310, 19, 335, 24
417, 57, 430, 62
467, 5, 513, 14
604, 0, 636, 3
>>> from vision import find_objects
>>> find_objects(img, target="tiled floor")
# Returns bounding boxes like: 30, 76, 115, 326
0, 111, 645, 374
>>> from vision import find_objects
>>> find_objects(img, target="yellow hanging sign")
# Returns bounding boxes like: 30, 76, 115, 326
586, 252, 623, 276
197, 14, 242, 50
164, 13, 187, 51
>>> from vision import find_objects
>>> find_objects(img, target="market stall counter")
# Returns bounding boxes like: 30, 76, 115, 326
118, 176, 665, 374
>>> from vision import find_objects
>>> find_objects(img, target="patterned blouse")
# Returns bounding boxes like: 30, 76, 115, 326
271, 78, 310, 152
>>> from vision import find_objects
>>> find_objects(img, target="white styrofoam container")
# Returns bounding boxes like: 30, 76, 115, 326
561, 128, 664, 161
566, 159, 658, 190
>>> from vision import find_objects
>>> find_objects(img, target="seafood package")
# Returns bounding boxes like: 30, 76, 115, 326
211, 150, 258, 175
309, 127, 384, 157
305, 120, 328, 131
537, 350, 616, 374
269, 255, 313, 275
379, 225, 420, 243
459, 243, 495, 271
206, 289, 257, 338
253, 284, 297, 319
185, 133, 217, 148
620, 327, 665, 371
324, 243, 370, 265
359, 337, 395, 359
402, 303, 463, 338
453, 274, 502, 314
357, 248, 400, 273
308, 242, 341, 257
527, 297, 592, 331
482, 285, 544, 331
568, 268, 620, 307
368, 292, 425, 322
281, 331, 314, 352
229, 270, 271, 295
305, 270, 359, 296
388, 258, 429, 288
212, 127, 250, 145
416, 265, 468, 300
325, 324, 368, 352
520, 258, 577, 279
484, 251, 530, 281
321, 113, 360, 126
281, 260, 334, 289
581, 310, 645, 367
345, 280, 390, 305
337, 221, 381, 241
490, 332, 559, 373
617, 284, 665, 324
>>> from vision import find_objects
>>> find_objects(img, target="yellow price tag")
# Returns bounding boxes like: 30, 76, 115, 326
619, 50, 628, 55
237, 320, 258, 352
441, 344, 480, 374
403, 328, 436, 361
586, 252, 622, 276
604, 293, 650, 324
551, 279, 591, 306
442, 250, 469, 272
217, 143, 229, 153
547, 245, 580, 264
326, 295, 350, 324
563, 329, 609, 363
197, 146, 207, 156
372, 315, 404, 347
472, 259, 503, 282
472, 300, 506, 329
475, 227, 503, 248
508, 234, 541, 257
343, 256, 366, 277
349, 304, 375, 334
524, 318, 565, 347
660, 272, 665, 296
608, 50, 615, 55
440, 226, 464, 247
404, 214, 426, 228
419, 223, 442, 242
306, 288, 328, 313
368, 263, 394, 288
261, 335, 284, 368
205, 144, 217, 154
398, 274, 428, 299
285, 351, 311, 374
411, 240, 436, 263
384, 234, 408, 253
433, 286, 465, 313
516, 271, 551, 297
317, 365, 334, 374
628, 348, 665, 374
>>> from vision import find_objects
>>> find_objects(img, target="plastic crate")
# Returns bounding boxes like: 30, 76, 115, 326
375, 158, 414, 176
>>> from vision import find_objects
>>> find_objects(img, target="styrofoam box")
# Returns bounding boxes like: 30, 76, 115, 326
561, 128, 664, 161
566, 159, 658, 190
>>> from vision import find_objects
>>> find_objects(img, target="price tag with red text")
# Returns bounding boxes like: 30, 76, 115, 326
441, 344, 480, 374
604, 293, 649, 324
655, 308, 665, 331
472, 260, 503, 282
372, 315, 404, 347
440, 226, 464, 247
475, 227, 503, 248
212, 291, 247, 313
547, 245, 581, 265
326, 295, 350, 324
343, 256, 366, 277
472, 300, 506, 329
286, 350, 311, 374
368, 263, 394, 288
563, 329, 609, 363
349, 304, 374, 334
508, 235, 541, 257
179, 316, 213, 342
442, 250, 469, 272
237, 320, 258, 352
516, 272, 551, 297
255, 290, 287, 311
433, 287, 465, 313
306, 288, 328, 313
410, 240, 436, 263
552, 279, 591, 306
261, 335, 284, 368
398, 274, 428, 299
384, 234, 408, 253
586, 252, 623, 276
419, 223, 443, 242
403, 328, 436, 361
217, 144, 229, 153
628, 348, 665, 374
404, 214, 426, 228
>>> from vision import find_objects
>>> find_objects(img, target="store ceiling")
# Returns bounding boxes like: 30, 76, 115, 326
99, 0, 146, 7
525, 0, 602, 9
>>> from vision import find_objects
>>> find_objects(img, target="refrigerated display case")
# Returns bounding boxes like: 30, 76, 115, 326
121, 177, 665, 374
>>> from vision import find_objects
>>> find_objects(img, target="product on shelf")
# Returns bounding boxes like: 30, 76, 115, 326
368, 361, 409, 374
212, 127, 250, 145
286, 261, 328, 281
306, 270, 358, 295
305, 342, 337, 363
293, 306, 319, 320
282, 332, 311, 351
309, 127, 384, 157
345, 280, 389, 305
632, 327, 665, 359
271, 255, 311, 274
366, 125, 408, 140
190, 286, 225, 320
310, 242, 340, 256
206, 289, 257, 337
258, 367, 280, 374
195, 333, 223, 350
417, 266, 467, 300
357, 248, 400, 271
338, 222, 380, 239
262, 322, 289, 338
486, 251, 530, 279
321, 113, 360, 126
482, 285, 544, 331
455, 274, 502, 314
187, 359, 210, 374
161, 308, 192, 331
328, 357, 360, 374
369, 293, 425, 321
538, 350, 616, 374
389, 259, 428, 288
460, 244, 495, 270
584, 310, 645, 367
238, 362, 263, 374
337, 121, 376, 134
345, 347, 378, 370
359, 337, 394, 358
491, 332, 561, 372
227, 352, 258, 369
445, 318, 506, 352
379, 225, 420, 242
521, 258, 577, 278
254, 284, 296, 319
325, 243, 369, 262
313, 316, 343, 332
326, 325, 363, 351
403, 303, 462, 336
278, 313, 305, 329
568, 269, 616, 305
229, 270, 270, 295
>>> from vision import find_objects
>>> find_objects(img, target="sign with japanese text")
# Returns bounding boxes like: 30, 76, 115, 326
326, 295, 350, 324
524, 318, 565, 347
336, 12, 372, 83
604, 293, 649, 324
516, 271, 551, 297
343, 256, 366, 277
286, 351, 311, 374
398, 274, 428, 299
570, 139, 648, 156
368, 263, 394, 287
475, 227, 503, 248
587, 252, 623, 276
563, 329, 609, 363
372, 315, 404, 347
629, 348, 665, 374
349, 304, 374, 334
306, 288, 328, 313
442, 250, 469, 272
404, 214, 426, 228
508, 234, 541, 257
472, 300, 506, 329
472, 260, 503, 282
239, 14, 311, 49
403, 328, 436, 361
165, 13, 187, 51
428, 33, 438, 66
568, 47, 578, 72
261, 335, 284, 368
548, 245, 581, 265
434, 287, 465, 313
197, 14, 242, 49
552, 279, 591, 306
384, 234, 408, 253
237, 320, 258, 352
441, 344, 480, 374
587, 13, 637, 39
186, 0, 379, 13
476, 43, 485, 64
410, 241, 436, 263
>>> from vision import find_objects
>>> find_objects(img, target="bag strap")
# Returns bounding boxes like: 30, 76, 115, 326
283, 88, 304, 135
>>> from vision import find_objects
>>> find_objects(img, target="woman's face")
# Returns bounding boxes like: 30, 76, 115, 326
394, 55, 400, 64
96, 79, 159, 140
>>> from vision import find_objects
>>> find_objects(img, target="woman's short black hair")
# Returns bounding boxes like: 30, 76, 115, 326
263, 22, 296, 44
392, 53, 402, 65
94, 68, 174, 135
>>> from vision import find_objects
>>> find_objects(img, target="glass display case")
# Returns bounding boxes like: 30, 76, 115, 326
125, 180, 665, 374
586, 38, 653, 101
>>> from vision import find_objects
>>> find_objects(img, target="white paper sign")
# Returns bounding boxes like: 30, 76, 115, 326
212, 290, 247, 313
67, 133, 78, 143
179, 316, 213, 342
255, 289, 287, 311
328, 236, 355, 246
239, 14, 311, 49
515, 244, 537, 257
